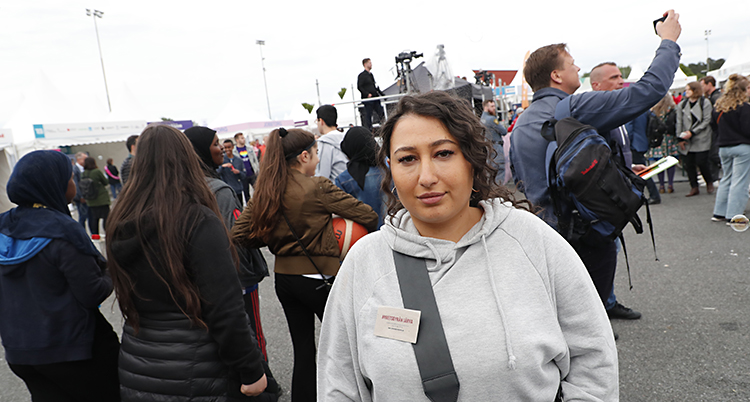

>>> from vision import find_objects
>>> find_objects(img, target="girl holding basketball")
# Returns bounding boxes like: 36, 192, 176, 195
232, 127, 377, 402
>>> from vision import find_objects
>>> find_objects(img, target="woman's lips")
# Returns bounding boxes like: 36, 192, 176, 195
417, 192, 445, 205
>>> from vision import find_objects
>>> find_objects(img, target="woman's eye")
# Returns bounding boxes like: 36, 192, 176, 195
435, 150, 454, 158
397, 155, 416, 164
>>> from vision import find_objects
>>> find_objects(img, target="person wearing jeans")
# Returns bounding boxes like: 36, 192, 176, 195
713, 145, 750, 221
710, 74, 750, 223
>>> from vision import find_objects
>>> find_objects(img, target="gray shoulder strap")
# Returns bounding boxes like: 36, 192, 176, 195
393, 251, 459, 402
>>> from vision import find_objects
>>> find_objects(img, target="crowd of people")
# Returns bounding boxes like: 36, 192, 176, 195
1, 8, 750, 402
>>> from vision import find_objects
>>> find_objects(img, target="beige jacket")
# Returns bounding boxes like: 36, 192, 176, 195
232, 170, 378, 276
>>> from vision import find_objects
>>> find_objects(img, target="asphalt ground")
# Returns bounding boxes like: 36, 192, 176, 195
1, 177, 749, 401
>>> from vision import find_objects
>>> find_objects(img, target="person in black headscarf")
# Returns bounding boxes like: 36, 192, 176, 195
0, 150, 120, 401
184, 126, 281, 400
334, 126, 386, 228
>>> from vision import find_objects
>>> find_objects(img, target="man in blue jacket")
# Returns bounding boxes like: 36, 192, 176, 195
510, 10, 682, 312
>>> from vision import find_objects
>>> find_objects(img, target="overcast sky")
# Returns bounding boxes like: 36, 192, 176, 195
1, 0, 747, 142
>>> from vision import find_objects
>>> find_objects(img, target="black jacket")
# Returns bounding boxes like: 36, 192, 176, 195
111, 206, 266, 401
711, 103, 750, 148
357, 70, 380, 98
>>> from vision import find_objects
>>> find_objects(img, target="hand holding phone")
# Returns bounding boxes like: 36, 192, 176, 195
654, 10, 681, 42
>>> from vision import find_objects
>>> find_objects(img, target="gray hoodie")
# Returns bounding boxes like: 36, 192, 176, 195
318, 198, 618, 401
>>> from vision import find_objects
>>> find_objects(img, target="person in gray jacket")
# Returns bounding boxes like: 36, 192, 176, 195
676, 81, 715, 196
510, 10, 682, 310
319, 91, 617, 401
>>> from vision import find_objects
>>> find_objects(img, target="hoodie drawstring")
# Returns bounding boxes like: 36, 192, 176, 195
481, 235, 517, 370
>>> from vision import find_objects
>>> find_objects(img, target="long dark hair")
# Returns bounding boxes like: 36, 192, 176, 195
250, 128, 316, 242
377, 91, 532, 218
106, 125, 225, 333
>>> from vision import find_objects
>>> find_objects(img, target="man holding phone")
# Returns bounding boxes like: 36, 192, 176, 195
510, 11, 682, 318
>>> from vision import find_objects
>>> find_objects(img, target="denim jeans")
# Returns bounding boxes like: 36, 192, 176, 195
109, 183, 122, 199
713, 144, 750, 219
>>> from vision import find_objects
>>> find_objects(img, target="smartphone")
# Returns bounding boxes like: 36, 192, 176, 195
653, 15, 667, 35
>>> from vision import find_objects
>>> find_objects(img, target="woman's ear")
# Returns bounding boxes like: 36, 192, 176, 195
298, 150, 310, 165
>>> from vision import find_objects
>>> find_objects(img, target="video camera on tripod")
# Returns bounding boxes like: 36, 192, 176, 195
474, 70, 494, 86
394, 50, 424, 94
395, 50, 423, 64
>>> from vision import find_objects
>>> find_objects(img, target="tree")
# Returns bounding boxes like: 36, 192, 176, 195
582, 65, 631, 80
338, 88, 347, 100
161, 117, 173, 121
681, 58, 725, 78
618, 66, 631, 79
301, 103, 314, 114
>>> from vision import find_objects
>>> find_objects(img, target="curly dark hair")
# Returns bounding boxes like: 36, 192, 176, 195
377, 91, 532, 218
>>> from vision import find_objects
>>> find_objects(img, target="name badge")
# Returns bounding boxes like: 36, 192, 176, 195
373, 306, 421, 343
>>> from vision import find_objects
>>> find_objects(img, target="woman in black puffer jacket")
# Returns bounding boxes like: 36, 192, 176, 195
106, 125, 269, 401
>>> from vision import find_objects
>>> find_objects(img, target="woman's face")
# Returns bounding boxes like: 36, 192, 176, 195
389, 115, 475, 235
210, 134, 224, 166
65, 173, 76, 203
685, 87, 694, 99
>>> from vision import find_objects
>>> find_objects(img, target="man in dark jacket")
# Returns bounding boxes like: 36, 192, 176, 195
590, 61, 645, 321
120, 135, 138, 185
220, 139, 247, 205
357, 58, 385, 130
510, 10, 682, 315
701, 75, 723, 179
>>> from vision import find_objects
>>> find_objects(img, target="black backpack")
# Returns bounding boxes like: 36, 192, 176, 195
647, 109, 678, 149
542, 116, 648, 247
79, 174, 98, 200
543, 97, 657, 286
646, 112, 666, 149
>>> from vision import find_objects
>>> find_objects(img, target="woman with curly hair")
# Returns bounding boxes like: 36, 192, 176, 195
318, 91, 618, 401
710, 74, 750, 223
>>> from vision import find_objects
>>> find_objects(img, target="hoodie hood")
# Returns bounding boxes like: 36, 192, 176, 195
317, 130, 345, 149
380, 198, 519, 369
381, 198, 513, 263
0, 234, 52, 272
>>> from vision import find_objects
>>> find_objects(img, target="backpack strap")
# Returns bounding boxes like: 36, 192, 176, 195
393, 251, 460, 402
554, 95, 573, 120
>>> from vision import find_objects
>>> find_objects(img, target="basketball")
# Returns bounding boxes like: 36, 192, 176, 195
332, 217, 369, 260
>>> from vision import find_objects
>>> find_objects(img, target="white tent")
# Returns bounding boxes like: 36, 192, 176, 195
670, 66, 696, 90
707, 37, 750, 83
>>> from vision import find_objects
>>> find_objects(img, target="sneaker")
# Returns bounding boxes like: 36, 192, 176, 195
607, 302, 642, 320
648, 198, 661, 205
711, 215, 726, 222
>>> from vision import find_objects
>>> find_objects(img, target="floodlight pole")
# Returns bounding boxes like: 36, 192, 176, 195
86, 9, 111, 112
705, 30, 712, 73
256, 40, 272, 120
